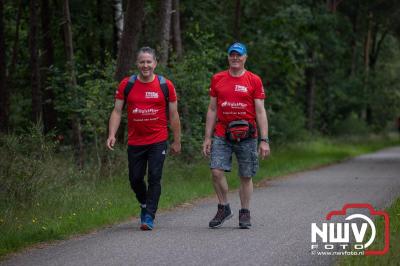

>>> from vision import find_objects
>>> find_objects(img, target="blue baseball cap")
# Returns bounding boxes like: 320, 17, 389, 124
227, 42, 247, 56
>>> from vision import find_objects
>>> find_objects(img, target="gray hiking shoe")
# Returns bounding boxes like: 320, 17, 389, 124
239, 209, 251, 229
209, 204, 233, 228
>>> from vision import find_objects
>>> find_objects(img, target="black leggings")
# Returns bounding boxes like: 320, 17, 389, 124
128, 141, 167, 218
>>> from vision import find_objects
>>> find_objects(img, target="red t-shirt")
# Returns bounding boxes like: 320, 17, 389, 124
115, 75, 177, 145
209, 70, 266, 138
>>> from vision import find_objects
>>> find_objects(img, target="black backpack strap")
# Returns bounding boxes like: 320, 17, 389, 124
122, 75, 137, 109
157, 75, 170, 120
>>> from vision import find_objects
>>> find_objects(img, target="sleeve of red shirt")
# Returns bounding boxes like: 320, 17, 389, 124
209, 75, 217, 97
253, 74, 266, 99
166, 79, 177, 102
115, 77, 130, 101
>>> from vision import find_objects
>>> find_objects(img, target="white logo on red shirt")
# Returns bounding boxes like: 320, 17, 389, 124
145, 92, 159, 99
234, 85, 248, 93
221, 101, 248, 109
132, 108, 158, 115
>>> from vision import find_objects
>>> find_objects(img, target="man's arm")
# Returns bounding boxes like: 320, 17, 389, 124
202, 97, 217, 156
106, 99, 124, 150
168, 101, 181, 154
255, 99, 270, 159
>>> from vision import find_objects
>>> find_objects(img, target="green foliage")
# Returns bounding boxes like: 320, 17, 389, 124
50, 59, 116, 134
0, 123, 57, 204
367, 35, 400, 132
0, 122, 128, 209
78, 60, 117, 139
367, 74, 400, 132
181, 1, 233, 46
247, 3, 346, 137
160, 31, 225, 159
8, 92, 32, 133
3, 0, 400, 147
50, 58, 120, 172
331, 113, 369, 136
268, 98, 308, 143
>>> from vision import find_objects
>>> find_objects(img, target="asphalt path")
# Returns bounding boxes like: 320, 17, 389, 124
2, 146, 400, 266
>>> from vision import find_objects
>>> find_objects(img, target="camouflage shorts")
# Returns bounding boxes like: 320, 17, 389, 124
210, 136, 259, 177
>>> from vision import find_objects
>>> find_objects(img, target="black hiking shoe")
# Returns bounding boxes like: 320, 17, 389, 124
209, 204, 233, 228
239, 209, 251, 229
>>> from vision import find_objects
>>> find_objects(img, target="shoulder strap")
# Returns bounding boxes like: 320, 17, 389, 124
123, 75, 137, 109
157, 75, 170, 120
157, 75, 169, 100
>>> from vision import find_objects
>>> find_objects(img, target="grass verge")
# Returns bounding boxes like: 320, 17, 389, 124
0, 135, 399, 258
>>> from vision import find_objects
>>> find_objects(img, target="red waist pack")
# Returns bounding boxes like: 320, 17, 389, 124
225, 120, 255, 142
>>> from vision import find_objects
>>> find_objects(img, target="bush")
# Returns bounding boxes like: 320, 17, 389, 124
331, 113, 369, 136
0, 123, 128, 208
269, 100, 308, 144
0, 124, 57, 204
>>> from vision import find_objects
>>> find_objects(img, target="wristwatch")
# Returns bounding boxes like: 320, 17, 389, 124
260, 137, 270, 144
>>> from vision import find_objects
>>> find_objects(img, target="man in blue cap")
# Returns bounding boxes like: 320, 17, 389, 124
202, 42, 270, 229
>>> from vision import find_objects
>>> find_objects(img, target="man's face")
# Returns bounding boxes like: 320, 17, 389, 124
228, 51, 247, 69
136, 52, 157, 79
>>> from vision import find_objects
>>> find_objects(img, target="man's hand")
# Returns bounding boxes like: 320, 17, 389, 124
107, 100, 123, 151
170, 141, 181, 155
258, 142, 270, 159
202, 138, 212, 157
106, 136, 116, 150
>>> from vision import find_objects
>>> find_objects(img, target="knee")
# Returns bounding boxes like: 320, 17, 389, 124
240, 177, 252, 187
148, 178, 161, 186
211, 169, 224, 181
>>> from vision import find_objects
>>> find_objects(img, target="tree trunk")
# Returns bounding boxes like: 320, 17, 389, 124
362, 12, 372, 121
114, 0, 145, 82
159, 0, 172, 66
112, 0, 123, 57
369, 26, 388, 71
233, 0, 241, 40
41, 0, 57, 133
327, 0, 334, 12
349, 1, 359, 77
63, 0, 84, 168
305, 50, 316, 131
364, 13, 372, 77
0, 0, 9, 133
366, 23, 388, 125
29, 0, 42, 124
327, 0, 343, 12
97, 0, 105, 65
9, 0, 23, 78
171, 0, 183, 58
